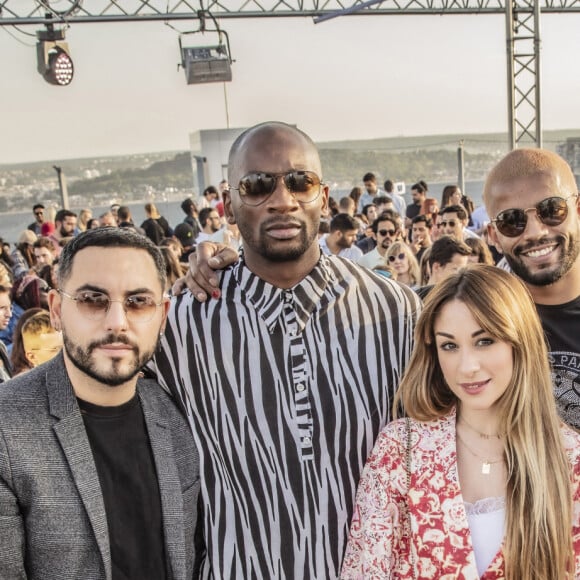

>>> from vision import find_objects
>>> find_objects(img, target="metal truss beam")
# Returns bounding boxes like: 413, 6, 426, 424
2, 0, 580, 26
505, 0, 541, 148
1, 0, 569, 149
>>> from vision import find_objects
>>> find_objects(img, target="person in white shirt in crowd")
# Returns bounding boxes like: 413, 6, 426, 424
319, 214, 363, 261
195, 208, 222, 244
384, 179, 407, 218
440, 205, 480, 241
357, 211, 404, 270
469, 204, 491, 235
357, 172, 384, 213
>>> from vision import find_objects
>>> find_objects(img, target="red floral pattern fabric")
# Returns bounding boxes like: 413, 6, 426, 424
341, 410, 580, 579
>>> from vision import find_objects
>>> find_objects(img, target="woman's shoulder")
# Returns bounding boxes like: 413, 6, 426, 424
561, 423, 580, 458
370, 414, 455, 463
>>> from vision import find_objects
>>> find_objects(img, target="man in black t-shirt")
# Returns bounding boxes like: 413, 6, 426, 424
0, 228, 200, 580
484, 149, 580, 429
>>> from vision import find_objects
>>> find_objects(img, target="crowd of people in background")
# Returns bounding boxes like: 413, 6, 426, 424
1, 122, 580, 579
0, 187, 246, 381
317, 172, 497, 296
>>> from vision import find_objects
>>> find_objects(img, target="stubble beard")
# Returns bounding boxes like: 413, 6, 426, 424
240, 219, 317, 263
506, 232, 580, 287
63, 332, 157, 387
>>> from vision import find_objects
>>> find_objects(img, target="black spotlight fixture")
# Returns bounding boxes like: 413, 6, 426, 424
37, 26, 74, 86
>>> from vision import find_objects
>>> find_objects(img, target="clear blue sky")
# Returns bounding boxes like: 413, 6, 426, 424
2, 12, 580, 163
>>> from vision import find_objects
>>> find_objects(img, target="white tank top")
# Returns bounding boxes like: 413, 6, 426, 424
465, 496, 505, 577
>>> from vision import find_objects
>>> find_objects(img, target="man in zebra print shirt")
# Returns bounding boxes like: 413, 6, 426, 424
152, 122, 421, 578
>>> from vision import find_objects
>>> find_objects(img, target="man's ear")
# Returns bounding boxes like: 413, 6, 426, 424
160, 298, 170, 334
47, 289, 62, 331
223, 191, 236, 225
486, 224, 504, 254
319, 184, 330, 218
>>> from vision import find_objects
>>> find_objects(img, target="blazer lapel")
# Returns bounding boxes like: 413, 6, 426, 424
47, 355, 112, 580
140, 388, 187, 580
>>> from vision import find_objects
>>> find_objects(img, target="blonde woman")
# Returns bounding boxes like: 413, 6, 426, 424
384, 242, 420, 288
77, 209, 93, 232
342, 265, 580, 579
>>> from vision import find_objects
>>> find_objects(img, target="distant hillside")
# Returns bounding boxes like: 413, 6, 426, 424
68, 153, 192, 196
319, 148, 497, 185
3, 129, 580, 209
318, 129, 580, 153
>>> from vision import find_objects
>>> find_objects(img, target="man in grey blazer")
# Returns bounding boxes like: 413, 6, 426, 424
0, 227, 201, 580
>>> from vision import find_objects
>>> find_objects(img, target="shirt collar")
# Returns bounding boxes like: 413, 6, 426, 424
233, 254, 337, 333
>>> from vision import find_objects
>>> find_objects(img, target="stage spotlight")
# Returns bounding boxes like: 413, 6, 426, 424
180, 44, 232, 85
36, 29, 74, 86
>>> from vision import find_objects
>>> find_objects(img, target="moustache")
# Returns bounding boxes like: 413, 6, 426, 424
87, 334, 137, 353
513, 235, 562, 256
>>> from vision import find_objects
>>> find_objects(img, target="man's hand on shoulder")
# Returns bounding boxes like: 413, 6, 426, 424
172, 242, 240, 301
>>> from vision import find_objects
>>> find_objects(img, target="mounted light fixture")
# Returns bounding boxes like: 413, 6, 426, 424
178, 11, 233, 85
180, 43, 232, 84
37, 26, 74, 86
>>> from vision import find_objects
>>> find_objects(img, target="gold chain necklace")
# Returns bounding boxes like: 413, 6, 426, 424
458, 417, 503, 440
456, 431, 504, 475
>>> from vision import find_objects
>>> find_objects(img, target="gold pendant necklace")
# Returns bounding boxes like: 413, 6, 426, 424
458, 417, 503, 440
456, 431, 504, 475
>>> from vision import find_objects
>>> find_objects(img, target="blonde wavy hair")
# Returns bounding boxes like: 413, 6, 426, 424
384, 241, 421, 287
394, 265, 574, 579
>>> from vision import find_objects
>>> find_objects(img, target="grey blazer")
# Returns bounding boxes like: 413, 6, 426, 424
0, 353, 201, 580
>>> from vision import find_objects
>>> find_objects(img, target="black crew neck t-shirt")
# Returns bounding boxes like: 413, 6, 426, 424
78, 395, 168, 580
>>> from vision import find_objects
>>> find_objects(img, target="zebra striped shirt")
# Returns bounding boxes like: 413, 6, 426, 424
152, 254, 420, 579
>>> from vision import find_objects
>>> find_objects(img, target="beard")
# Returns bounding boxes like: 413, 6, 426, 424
63, 332, 157, 387
238, 217, 317, 263
337, 236, 353, 250
505, 232, 580, 286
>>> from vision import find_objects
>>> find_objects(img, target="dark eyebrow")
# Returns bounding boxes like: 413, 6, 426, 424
435, 329, 486, 339
74, 284, 155, 297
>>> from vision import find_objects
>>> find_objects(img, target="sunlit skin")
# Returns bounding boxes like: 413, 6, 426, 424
224, 125, 329, 289
99, 214, 116, 227
34, 209, 44, 224
207, 212, 221, 233
411, 189, 425, 204
23, 330, 63, 367
430, 254, 469, 285
450, 189, 463, 205
0, 292, 11, 331
375, 219, 401, 255
34, 247, 54, 267
389, 253, 411, 283
412, 223, 432, 248
48, 247, 169, 406
432, 214, 443, 241
440, 211, 464, 240
365, 205, 378, 224
364, 180, 378, 195
58, 216, 77, 238
337, 229, 358, 249
434, 299, 513, 432
486, 172, 580, 305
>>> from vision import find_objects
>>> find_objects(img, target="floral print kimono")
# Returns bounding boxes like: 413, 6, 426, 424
341, 410, 580, 579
